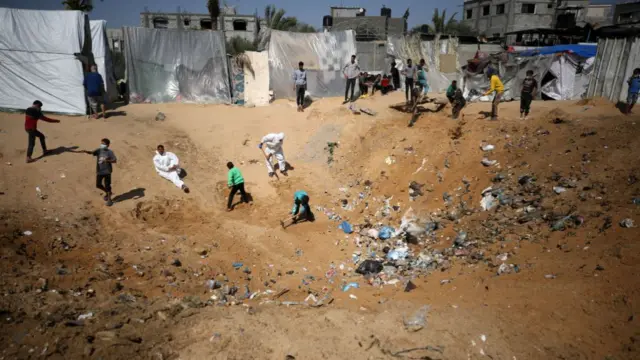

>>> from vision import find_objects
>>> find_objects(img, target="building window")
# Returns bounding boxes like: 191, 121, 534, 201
483, 5, 490, 16
152, 17, 169, 29
183, 18, 191, 26
466, 9, 473, 19
547, 3, 553, 8
200, 19, 212, 29
521, 3, 535, 14
233, 19, 247, 31
496, 4, 505, 15
113, 40, 120, 50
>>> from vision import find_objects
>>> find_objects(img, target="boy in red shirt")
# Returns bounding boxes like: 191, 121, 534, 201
25, 100, 61, 163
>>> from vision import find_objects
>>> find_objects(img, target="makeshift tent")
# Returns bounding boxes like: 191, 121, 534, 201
0, 8, 86, 114
90, 20, 118, 103
123, 26, 231, 104
268, 30, 357, 99
587, 36, 640, 104
462, 44, 596, 101
386, 35, 459, 93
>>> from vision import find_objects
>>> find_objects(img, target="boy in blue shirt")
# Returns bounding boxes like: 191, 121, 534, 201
627, 68, 640, 115
291, 190, 313, 223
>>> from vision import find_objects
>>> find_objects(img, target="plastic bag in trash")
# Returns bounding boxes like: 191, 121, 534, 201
387, 247, 409, 260
379, 226, 395, 240
480, 193, 496, 211
338, 221, 353, 234
403, 305, 430, 332
355, 260, 384, 275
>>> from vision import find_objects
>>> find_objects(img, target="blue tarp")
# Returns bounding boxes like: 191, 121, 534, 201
518, 44, 597, 59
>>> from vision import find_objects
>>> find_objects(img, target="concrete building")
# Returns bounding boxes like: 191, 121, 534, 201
106, 28, 124, 53
462, 1, 612, 38
324, 6, 407, 41
614, 1, 640, 24
139, 6, 258, 43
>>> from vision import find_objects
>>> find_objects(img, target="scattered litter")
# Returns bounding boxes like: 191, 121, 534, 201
385, 156, 396, 165
403, 305, 430, 332
620, 218, 635, 228
480, 191, 496, 211
454, 231, 467, 247
77, 312, 93, 321
155, 112, 166, 121
349, 294, 358, 300
338, 221, 353, 234
440, 279, 451, 285
480, 334, 487, 343
544, 274, 557, 279
23, 230, 33, 236
387, 247, 409, 261
481, 144, 495, 151
232, 262, 243, 269
553, 186, 567, 194
355, 260, 383, 275
342, 282, 360, 292
378, 226, 395, 240
481, 158, 497, 167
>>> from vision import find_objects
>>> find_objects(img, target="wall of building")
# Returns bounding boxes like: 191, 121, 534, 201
463, 0, 556, 37
331, 7, 362, 18
614, 2, 640, 24
106, 28, 123, 52
139, 12, 257, 42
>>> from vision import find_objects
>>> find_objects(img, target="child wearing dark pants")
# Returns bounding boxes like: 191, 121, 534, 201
86, 138, 117, 206
227, 162, 249, 211
520, 70, 538, 120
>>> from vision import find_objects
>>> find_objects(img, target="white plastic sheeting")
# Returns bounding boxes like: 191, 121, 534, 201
123, 27, 231, 104
587, 37, 640, 103
90, 20, 118, 103
386, 35, 459, 93
268, 30, 357, 99
0, 8, 86, 114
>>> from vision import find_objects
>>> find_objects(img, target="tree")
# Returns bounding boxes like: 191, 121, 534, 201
226, 36, 257, 56
431, 9, 457, 33
62, 0, 102, 12
410, 9, 474, 36
294, 23, 317, 33
263, 5, 298, 31
207, 0, 221, 31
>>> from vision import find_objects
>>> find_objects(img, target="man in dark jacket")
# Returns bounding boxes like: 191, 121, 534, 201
390, 61, 400, 90
24, 100, 61, 163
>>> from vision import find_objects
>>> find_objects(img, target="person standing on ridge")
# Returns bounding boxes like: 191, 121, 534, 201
520, 70, 538, 120
402, 58, 417, 103
293, 61, 307, 112
484, 68, 504, 120
342, 54, 360, 103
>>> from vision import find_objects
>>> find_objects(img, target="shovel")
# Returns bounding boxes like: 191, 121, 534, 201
259, 146, 279, 180
279, 214, 296, 229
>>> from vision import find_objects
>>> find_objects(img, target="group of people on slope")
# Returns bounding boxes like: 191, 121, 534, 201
23, 107, 311, 223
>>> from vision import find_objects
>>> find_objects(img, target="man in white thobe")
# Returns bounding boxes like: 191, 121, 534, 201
259, 132, 287, 177
153, 144, 190, 193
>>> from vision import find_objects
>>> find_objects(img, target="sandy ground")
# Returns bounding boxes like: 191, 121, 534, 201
0, 91, 639, 360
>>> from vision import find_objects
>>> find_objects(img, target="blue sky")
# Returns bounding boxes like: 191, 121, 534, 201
0, 0, 463, 29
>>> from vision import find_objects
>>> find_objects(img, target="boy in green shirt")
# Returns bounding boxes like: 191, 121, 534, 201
227, 162, 249, 211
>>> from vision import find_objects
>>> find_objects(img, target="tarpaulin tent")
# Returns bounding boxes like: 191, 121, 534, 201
123, 26, 230, 104
462, 44, 596, 101
90, 20, 118, 103
268, 30, 357, 99
386, 35, 459, 93
0, 8, 86, 114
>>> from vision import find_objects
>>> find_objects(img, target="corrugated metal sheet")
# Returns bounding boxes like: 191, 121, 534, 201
587, 36, 640, 102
